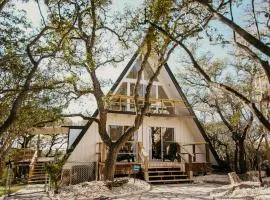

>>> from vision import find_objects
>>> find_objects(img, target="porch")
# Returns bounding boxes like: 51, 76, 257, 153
96, 141, 211, 183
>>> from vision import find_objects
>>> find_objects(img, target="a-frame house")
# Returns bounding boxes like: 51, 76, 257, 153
63, 52, 221, 184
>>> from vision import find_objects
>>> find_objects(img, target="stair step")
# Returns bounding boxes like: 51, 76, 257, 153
29, 177, 46, 180
30, 175, 46, 179
34, 166, 45, 168
33, 170, 45, 173
28, 180, 46, 184
32, 170, 45, 173
149, 174, 187, 178
33, 169, 45, 172
148, 167, 181, 170
148, 170, 183, 173
148, 179, 193, 183
31, 173, 46, 176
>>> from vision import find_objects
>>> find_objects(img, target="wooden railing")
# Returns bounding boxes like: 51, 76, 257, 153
13, 148, 36, 162
28, 150, 38, 178
138, 142, 149, 181
181, 142, 210, 163
96, 142, 139, 163
178, 142, 210, 179
177, 143, 194, 179
108, 95, 184, 115
96, 141, 210, 180
97, 142, 107, 163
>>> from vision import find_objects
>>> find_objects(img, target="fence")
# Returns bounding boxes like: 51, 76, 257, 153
61, 162, 96, 185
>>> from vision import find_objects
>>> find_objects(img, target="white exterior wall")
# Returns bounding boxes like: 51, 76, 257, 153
64, 112, 218, 169
63, 123, 100, 169
107, 113, 217, 165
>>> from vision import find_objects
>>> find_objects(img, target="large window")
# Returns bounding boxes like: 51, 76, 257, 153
109, 125, 137, 162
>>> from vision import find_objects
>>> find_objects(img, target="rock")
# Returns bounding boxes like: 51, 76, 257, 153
105, 178, 129, 189
228, 172, 242, 184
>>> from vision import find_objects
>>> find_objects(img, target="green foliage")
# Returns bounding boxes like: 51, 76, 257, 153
0, 185, 25, 197
44, 153, 69, 192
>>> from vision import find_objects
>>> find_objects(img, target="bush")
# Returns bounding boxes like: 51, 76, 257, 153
45, 153, 69, 193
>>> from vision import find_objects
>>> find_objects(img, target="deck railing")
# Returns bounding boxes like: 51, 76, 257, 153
96, 141, 210, 180
13, 148, 36, 162
96, 142, 139, 163
108, 95, 184, 115
180, 142, 210, 163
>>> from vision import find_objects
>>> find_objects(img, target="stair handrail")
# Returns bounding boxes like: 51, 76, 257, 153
29, 150, 38, 178
178, 143, 194, 161
177, 143, 194, 179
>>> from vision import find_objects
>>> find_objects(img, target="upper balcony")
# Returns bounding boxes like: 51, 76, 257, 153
107, 95, 188, 116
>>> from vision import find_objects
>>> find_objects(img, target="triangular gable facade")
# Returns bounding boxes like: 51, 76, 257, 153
65, 52, 221, 169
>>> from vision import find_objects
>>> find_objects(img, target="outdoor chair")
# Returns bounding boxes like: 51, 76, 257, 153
163, 142, 181, 162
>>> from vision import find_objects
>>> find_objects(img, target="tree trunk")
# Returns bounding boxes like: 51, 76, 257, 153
225, 146, 232, 170
103, 145, 119, 181
0, 159, 4, 179
234, 144, 238, 172
239, 140, 247, 174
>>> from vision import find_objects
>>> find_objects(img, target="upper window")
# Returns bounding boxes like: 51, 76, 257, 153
144, 63, 158, 81
127, 63, 140, 79
127, 61, 159, 81
115, 82, 127, 95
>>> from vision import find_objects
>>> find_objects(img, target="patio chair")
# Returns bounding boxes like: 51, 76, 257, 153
163, 142, 181, 162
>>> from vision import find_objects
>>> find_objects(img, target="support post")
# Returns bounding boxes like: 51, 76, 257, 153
138, 142, 142, 163
144, 156, 149, 181
192, 144, 196, 162
188, 154, 193, 179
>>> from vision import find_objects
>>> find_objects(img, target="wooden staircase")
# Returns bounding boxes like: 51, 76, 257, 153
138, 142, 195, 184
28, 161, 47, 184
147, 166, 192, 184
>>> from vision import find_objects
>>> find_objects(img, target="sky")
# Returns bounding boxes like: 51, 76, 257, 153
16, 0, 238, 123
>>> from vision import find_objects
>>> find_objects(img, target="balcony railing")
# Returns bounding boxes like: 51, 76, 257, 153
108, 95, 183, 115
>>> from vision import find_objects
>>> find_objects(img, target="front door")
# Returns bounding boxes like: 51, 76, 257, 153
150, 127, 174, 161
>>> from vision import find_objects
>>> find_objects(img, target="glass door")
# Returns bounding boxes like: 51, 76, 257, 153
150, 127, 174, 161
151, 127, 162, 160
162, 128, 175, 161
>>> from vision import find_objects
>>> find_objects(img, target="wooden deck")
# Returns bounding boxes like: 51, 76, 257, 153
96, 142, 211, 183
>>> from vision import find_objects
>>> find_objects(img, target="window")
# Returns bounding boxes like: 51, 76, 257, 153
144, 63, 158, 81
127, 63, 140, 79
109, 125, 138, 162
115, 82, 127, 95
127, 61, 158, 81
158, 86, 168, 99
130, 83, 144, 97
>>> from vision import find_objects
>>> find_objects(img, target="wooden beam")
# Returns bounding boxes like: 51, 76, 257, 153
192, 144, 196, 162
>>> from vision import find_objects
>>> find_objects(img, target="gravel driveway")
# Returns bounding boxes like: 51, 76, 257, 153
1, 183, 222, 200
1, 184, 50, 200
114, 183, 222, 200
